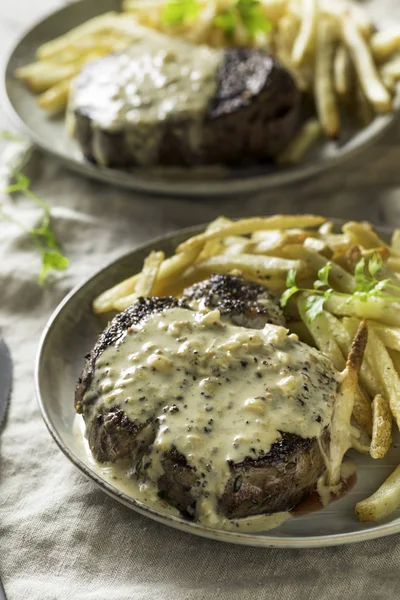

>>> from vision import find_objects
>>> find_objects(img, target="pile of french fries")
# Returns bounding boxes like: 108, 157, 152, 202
93, 214, 400, 523
14, 1, 400, 164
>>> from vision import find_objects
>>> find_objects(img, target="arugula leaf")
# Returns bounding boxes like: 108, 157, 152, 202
286, 267, 297, 288
280, 286, 299, 308
368, 252, 383, 277
214, 10, 238, 38
162, 0, 200, 26
2, 170, 69, 284
304, 295, 326, 323
237, 0, 273, 37
314, 263, 332, 289
39, 251, 70, 284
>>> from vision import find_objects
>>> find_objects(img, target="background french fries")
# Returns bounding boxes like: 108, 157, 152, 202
91, 214, 400, 525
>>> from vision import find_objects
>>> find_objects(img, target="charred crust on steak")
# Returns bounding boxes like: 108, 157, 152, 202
181, 273, 286, 328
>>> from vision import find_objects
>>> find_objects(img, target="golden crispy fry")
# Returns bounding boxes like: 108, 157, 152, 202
110, 249, 164, 311
276, 119, 322, 164
93, 274, 140, 314
391, 229, 400, 252
328, 320, 368, 485
134, 251, 164, 296
37, 79, 71, 113
334, 45, 352, 98
325, 294, 400, 327
342, 221, 387, 250
370, 394, 392, 459
371, 27, 400, 62
341, 18, 392, 113
326, 313, 379, 400
298, 303, 372, 433
369, 323, 400, 353
354, 85, 375, 127
368, 328, 400, 430
175, 216, 326, 254
280, 244, 355, 293
356, 465, 400, 522
188, 254, 304, 281
291, 0, 318, 67
297, 299, 345, 370
314, 18, 340, 138
36, 12, 120, 59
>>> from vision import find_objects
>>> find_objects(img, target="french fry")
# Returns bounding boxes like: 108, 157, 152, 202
291, 0, 318, 67
328, 320, 368, 485
334, 45, 352, 98
280, 244, 355, 293
356, 465, 400, 522
134, 251, 164, 297
325, 294, 400, 327
369, 323, 400, 353
368, 328, 400, 430
37, 79, 72, 113
188, 254, 304, 282
371, 27, 400, 63
325, 313, 379, 401
370, 394, 392, 459
342, 221, 388, 251
36, 12, 120, 59
314, 17, 340, 138
298, 303, 372, 433
354, 85, 375, 127
391, 229, 400, 252
276, 119, 322, 165
175, 216, 326, 254
341, 18, 392, 113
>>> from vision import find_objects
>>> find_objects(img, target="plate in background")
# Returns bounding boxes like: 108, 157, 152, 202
2, 0, 400, 197
35, 223, 400, 547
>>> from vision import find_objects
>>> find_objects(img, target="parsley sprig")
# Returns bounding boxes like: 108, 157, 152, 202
162, 0, 272, 39
280, 253, 400, 323
162, 0, 201, 26
215, 0, 273, 40
2, 171, 69, 284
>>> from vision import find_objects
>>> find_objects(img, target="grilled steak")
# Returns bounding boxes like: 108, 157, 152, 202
181, 273, 286, 329
68, 32, 300, 168
76, 276, 338, 523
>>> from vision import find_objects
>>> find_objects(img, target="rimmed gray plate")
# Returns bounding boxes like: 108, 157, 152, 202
35, 224, 400, 547
3, 0, 400, 197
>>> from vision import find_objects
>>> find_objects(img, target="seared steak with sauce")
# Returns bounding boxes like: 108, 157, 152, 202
68, 36, 300, 168
76, 276, 336, 522
182, 273, 286, 329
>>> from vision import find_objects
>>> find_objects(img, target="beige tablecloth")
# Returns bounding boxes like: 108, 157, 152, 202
1, 136, 400, 600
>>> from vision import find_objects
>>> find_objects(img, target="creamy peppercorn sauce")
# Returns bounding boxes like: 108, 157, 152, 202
68, 35, 224, 166
82, 304, 339, 529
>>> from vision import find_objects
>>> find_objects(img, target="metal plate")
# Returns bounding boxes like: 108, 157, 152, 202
35, 223, 400, 548
2, 0, 400, 198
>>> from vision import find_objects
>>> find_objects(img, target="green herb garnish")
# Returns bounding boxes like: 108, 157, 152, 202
2, 171, 69, 284
214, 0, 272, 40
280, 253, 400, 323
162, 0, 201, 26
